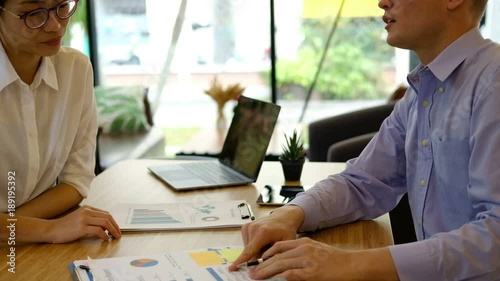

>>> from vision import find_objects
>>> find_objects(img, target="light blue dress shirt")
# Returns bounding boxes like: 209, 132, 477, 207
291, 28, 500, 280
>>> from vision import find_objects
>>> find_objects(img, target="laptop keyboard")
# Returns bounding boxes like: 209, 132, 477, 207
182, 162, 247, 184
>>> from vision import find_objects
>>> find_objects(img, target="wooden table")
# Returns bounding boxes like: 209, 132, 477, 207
0, 159, 393, 280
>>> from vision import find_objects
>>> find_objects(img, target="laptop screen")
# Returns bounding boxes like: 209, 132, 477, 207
219, 96, 281, 179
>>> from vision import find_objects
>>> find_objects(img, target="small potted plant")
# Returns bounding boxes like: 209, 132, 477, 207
279, 129, 306, 181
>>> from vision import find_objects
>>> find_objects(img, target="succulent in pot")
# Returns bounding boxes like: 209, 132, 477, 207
279, 130, 306, 181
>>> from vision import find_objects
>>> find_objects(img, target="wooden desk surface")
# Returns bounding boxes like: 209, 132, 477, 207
0, 159, 393, 280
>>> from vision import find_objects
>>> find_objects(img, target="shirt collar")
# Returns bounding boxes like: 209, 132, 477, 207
33, 56, 59, 91
0, 43, 59, 92
0, 43, 20, 92
427, 27, 485, 82
407, 27, 485, 90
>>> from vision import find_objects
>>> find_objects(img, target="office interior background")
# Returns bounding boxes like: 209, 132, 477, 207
65, 0, 500, 157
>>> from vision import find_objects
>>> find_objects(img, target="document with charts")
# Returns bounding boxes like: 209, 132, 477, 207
110, 200, 255, 231
69, 246, 260, 281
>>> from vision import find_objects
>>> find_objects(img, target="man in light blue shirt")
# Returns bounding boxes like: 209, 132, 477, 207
230, 0, 499, 280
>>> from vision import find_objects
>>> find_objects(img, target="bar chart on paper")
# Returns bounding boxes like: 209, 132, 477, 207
130, 208, 182, 225
112, 200, 252, 231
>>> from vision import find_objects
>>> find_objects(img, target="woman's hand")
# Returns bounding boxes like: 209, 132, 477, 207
47, 205, 122, 243
229, 205, 305, 271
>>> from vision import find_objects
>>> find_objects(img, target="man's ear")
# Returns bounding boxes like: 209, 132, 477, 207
447, 0, 466, 11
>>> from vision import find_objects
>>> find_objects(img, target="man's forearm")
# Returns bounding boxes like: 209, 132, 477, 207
15, 183, 83, 219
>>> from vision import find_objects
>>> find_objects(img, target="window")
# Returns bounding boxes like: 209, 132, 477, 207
273, 0, 396, 128
63, 0, 89, 55
93, 0, 272, 155
88, 0, 499, 156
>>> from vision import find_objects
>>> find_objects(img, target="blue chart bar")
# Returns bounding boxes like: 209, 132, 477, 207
130, 209, 182, 224
206, 268, 223, 281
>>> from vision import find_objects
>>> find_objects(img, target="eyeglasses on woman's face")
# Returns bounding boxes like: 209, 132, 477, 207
0, 0, 78, 29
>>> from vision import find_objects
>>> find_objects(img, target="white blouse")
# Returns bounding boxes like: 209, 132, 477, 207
0, 44, 97, 212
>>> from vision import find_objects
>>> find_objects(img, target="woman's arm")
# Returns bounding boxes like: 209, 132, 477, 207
0, 205, 121, 243
15, 183, 83, 219
1, 213, 52, 242
1, 182, 123, 243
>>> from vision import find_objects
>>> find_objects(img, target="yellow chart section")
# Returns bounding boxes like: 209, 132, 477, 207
218, 249, 242, 263
189, 248, 243, 266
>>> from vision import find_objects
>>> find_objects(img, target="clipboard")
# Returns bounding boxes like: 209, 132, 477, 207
68, 262, 93, 281
110, 200, 255, 231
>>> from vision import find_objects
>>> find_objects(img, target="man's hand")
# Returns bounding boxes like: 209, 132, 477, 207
249, 238, 399, 281
229, 205, 305, 271
248, 237, 353, 280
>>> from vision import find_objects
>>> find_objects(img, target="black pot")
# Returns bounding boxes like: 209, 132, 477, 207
279, 156, 305, 181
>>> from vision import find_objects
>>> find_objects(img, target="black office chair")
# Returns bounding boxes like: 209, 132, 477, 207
308, 103, 396, 162
327, 132, 377, 162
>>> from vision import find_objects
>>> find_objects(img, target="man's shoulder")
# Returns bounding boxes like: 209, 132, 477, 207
476, 39, 500, 66
461, 40, 500, 88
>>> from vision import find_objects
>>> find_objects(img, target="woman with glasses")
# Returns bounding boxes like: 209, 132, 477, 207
0, 0, 121, 243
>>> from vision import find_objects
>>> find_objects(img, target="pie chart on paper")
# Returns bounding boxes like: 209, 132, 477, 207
130, 258, 159, 267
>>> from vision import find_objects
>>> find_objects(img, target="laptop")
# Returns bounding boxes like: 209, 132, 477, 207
148, 95, 281, 191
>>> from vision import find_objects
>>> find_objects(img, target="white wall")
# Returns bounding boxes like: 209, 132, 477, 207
395, 48, 410, 85
483, 1, 500, 42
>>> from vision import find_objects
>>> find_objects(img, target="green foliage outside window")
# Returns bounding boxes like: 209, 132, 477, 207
267, 17, 394, 100
62, 0, 88, 54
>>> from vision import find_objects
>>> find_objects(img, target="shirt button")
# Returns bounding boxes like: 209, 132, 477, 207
421, 139, 429, 147
438, 87, 445, 93
422, 100, 429, 107
417, 218, 422, 225
420, 179, 426, 186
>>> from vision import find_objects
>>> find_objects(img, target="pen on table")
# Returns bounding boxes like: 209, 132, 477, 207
237, 257, 271, 268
